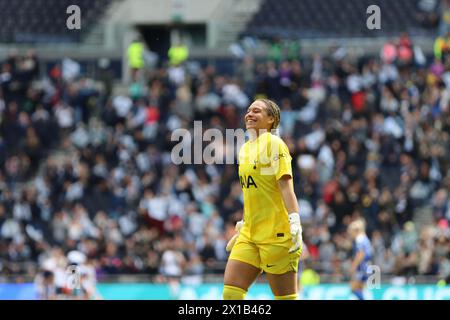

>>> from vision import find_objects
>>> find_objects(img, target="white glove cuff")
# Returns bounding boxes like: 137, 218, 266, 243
288, 213, 302, 234
236, 220, 244, 232
288, 212, 300, 224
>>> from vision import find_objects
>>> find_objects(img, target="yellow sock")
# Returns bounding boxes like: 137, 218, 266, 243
223, 285, 247, 300
275, 293, 298, 300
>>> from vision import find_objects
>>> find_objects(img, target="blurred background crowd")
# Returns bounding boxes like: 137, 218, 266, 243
2, 32, 450, 293
1, 0, 450, 300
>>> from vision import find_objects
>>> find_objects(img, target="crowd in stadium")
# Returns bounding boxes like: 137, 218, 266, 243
1, 32, 450, 293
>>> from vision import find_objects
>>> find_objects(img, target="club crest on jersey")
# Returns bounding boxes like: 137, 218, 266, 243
240, 175, 258, 189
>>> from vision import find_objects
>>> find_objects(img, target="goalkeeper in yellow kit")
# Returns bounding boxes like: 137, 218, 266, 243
223, 99, 303, 300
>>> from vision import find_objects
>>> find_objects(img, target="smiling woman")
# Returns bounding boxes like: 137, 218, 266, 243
245, 99, 280, 134
223, 99, 304, 300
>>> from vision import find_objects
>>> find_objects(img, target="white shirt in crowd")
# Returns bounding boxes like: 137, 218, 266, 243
160, 250, 184, 277
55, 104, 74, 128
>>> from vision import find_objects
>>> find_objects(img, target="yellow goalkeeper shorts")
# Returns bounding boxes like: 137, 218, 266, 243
228, 234, 301, 275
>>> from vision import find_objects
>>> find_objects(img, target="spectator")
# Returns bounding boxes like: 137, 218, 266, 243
127, 36, 146, 81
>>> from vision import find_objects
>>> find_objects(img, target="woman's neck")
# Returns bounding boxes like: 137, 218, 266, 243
248, 128, 270, 141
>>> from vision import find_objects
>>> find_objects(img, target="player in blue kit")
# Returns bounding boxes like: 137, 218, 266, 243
348, 219, 373, 300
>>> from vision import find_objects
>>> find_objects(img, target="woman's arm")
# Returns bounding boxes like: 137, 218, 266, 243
350, 250, 366, 275
278, 175, 302, 253
278, 175, 299, 213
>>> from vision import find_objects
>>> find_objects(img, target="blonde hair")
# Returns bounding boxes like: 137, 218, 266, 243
257, 99, 281, 130
348, 219, 366, 234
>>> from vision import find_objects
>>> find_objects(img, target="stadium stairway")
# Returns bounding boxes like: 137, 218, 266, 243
82, 0, 122, 47
211, 0, 264, 48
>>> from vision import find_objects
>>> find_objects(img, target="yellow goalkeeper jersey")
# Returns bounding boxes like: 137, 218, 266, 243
238, 132, 293, 244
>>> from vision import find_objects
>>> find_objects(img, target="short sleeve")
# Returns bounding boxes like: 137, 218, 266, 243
271, 136, 293, 180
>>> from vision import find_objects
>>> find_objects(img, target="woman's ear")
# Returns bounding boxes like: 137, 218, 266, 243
268, 116, 275, 127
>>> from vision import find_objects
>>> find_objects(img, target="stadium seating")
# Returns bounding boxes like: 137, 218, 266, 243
0, 0, 113, 44
1, 0, 449, 290
243, 0, 438, 39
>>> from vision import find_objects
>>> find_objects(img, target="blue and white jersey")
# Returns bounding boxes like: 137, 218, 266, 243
352, 234, 372, 274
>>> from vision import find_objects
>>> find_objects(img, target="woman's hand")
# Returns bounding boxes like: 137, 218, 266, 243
288, 212, 303, 253
226, 220, 244, 252
278, 176, 303, 254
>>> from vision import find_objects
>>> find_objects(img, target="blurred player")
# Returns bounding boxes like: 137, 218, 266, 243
348, 219, 373, 300
223, 99, 303, 300
67, 250, 102, 300
35, 270, 57, 300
